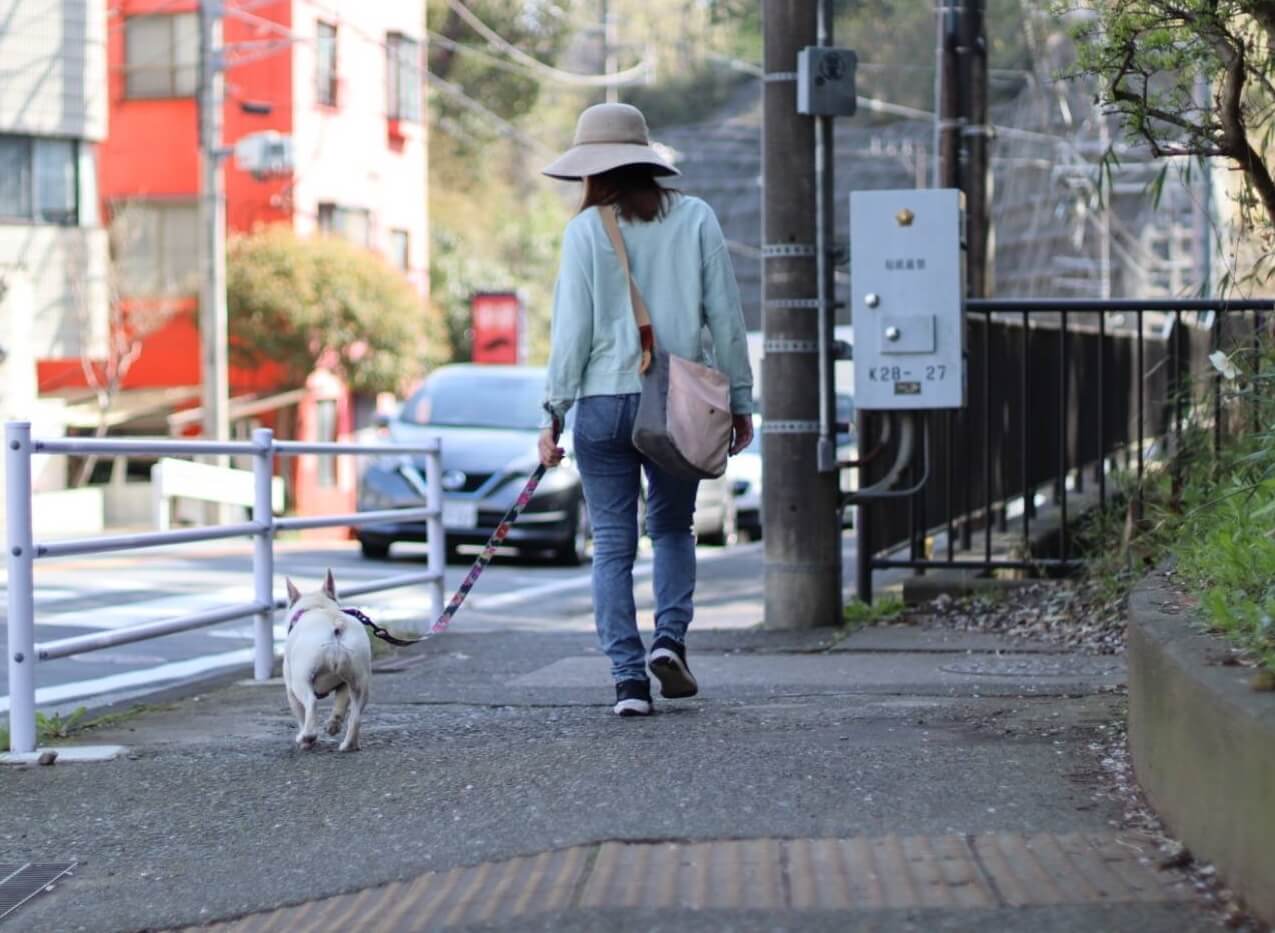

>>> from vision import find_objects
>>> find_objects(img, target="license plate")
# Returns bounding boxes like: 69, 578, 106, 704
442, 500, 478, 529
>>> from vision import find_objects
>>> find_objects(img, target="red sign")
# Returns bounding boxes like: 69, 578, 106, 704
470, 292, 523, 364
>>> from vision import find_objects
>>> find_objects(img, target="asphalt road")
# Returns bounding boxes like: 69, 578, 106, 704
0, 535, 802, 719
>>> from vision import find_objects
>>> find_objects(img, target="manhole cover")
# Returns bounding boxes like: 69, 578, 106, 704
939, 656, 1123, 677
0, 862, 76, 921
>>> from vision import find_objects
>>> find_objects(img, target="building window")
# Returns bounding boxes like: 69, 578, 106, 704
110, 200, 200, 297
0, 135, 78, 225
317, 202, 371, 248
316, 22, 339, 107
125, 14, 199, 99
315, 400, 338, 487
389, 229, 410, 271
386, 33, 421, 122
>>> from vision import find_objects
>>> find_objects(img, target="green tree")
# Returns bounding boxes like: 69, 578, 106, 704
227, 226, 437, 394
1069, 0, 1275, 229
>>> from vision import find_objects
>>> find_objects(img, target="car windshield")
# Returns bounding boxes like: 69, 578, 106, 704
400, 369, 546, 431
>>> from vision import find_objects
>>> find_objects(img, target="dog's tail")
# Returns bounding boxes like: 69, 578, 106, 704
329, 614, 354, 646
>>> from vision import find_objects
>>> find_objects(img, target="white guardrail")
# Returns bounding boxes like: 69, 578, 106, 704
4, 422, 444, 754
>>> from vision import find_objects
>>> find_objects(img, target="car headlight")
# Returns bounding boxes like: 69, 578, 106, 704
506, 453, 576, 494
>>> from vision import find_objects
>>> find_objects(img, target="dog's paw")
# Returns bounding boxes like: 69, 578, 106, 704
338, 739, 359, 753
325, 716, 345, 737
296, 732, 318, 750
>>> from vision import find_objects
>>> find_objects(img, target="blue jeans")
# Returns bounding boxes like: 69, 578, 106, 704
572, 394, 699, 684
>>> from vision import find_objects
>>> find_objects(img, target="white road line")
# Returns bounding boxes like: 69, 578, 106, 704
27, 589, 257, 631
465, 541, 762, 610
0, 648, 269, 714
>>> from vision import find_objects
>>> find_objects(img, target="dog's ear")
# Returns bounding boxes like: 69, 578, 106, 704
323, 568, 337, 601
285, 577, 301, 607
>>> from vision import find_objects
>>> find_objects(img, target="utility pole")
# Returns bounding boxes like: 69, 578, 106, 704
935, 0, 960, 189
961, 0, 990, 299
761, 0, 842, 629
198, 1, 229, 466
601, 0, 618, 104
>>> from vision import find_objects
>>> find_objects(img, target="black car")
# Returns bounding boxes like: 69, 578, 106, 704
356, 365, 591, 564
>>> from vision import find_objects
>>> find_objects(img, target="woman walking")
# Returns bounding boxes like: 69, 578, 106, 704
538, 103, 754, 717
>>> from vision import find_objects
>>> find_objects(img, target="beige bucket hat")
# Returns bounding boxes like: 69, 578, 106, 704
542, 103, 679, 180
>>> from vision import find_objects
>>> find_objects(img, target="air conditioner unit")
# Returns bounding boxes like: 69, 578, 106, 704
234, 131, 294, 179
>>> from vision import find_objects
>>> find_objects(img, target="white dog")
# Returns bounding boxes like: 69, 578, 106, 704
283, 570, 372, 752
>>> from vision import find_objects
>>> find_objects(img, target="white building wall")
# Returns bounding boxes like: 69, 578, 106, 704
0, 0, 108, 140
0, 0, 110, 376
289, 1, 429, 297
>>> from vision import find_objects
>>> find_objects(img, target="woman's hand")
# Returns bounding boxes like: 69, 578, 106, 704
729, 414, 753, 456
539, 427, 565, 467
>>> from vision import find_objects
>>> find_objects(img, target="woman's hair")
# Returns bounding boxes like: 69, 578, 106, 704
580, 164, 677, 223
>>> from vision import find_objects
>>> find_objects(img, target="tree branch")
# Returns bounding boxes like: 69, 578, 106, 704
1209, 21, 1275, 227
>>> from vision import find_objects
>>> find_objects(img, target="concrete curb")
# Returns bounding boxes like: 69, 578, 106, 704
1127, 567, 1275, 925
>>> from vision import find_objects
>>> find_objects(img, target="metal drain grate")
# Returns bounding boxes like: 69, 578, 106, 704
0, 862, 77, 921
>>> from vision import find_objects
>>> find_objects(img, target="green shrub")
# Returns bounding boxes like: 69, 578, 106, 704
1144, 338, 1275, 672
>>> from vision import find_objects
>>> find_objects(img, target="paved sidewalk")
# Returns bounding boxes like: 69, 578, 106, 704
0, 560, 1215, 932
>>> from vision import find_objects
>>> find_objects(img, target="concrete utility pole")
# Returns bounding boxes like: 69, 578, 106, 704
761, 0, 843, 629
198, 1, 229, 460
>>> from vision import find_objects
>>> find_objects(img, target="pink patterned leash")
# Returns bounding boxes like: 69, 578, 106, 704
343, 409, 562, 646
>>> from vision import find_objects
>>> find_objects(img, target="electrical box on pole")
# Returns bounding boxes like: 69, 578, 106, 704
796, 47, 857, 116
851, 189, 966, 411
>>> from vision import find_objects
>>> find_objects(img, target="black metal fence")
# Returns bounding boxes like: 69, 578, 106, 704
854, 298, 1273, 600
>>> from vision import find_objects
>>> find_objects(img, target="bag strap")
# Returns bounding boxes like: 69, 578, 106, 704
600, 205, 654, 374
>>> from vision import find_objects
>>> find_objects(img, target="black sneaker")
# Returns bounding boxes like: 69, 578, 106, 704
648, 636, 698, 699
614, 679, 653, 717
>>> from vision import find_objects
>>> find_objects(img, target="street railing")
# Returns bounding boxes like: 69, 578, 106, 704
4, 423, 444, 754
855, 298, 1274, 597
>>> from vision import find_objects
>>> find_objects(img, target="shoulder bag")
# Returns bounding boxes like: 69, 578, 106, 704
599, 204, 733, 480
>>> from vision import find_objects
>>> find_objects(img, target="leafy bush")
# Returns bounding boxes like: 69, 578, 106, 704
227, 226, 437, 395
1163, 339, 1275, 671
1114, 335, 1275, 673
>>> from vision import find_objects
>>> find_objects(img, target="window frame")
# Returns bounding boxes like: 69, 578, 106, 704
124, 13, 199, 100
315, 399, 339, 488
389, 228, 410, 272
109, 198, 201, 298
315, 21, 339, 108
317, 201, 373, 249
386, 32, 422, 122
0, 134, 81, 226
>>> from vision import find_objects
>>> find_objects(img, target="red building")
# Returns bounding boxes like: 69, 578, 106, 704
37, 0, 428, 521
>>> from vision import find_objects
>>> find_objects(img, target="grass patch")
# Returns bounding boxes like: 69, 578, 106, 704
1115, 341, 1275, 674
1, 702, 168, 750
0, 706, 88, 750
843, 594, 906, 627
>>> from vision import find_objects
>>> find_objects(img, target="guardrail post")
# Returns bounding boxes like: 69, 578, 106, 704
151, 460, 169, 531
5, 422, 37, 753
252, 428, 275, 680
424, 443, 445, 627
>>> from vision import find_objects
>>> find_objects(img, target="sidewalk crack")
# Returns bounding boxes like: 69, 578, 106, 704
778, 839, 795, 909
569, 844, 602, 909
964, 833, 1008, 908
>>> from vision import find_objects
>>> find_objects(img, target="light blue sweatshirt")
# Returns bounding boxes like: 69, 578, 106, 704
543, 194, 754, 427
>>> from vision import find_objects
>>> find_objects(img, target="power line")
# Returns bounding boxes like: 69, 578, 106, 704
444, 0, 653, 88
427, 72, 556, 158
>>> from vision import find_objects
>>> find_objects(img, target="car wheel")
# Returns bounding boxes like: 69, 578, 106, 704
359, 538, 391, 560
553, 499, 591, 566
702, 494, 738, 547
